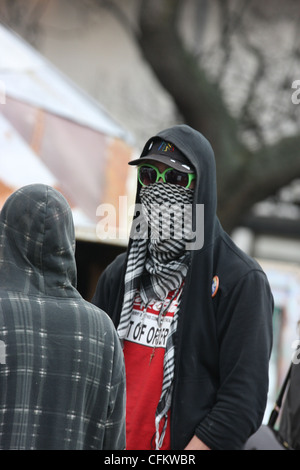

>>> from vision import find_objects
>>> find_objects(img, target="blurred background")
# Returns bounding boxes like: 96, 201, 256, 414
1, 0, 300, 423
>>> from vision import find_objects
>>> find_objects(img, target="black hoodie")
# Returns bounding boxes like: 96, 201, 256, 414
92, 124, 273, 450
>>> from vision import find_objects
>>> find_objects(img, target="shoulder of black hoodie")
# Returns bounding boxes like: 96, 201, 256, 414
214, 230, 271, 296
91, 252, 127, 324
194, 231, 274, 449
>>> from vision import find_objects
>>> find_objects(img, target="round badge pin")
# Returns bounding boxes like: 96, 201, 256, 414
212, 275, 219, 298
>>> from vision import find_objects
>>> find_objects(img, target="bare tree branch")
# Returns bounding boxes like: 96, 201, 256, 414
1, 0, 51, 44
219, 133, 300, 230
92, 0, 139, 39
138, 0, 244, 186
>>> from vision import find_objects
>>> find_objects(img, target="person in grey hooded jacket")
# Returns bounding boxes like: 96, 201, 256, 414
0, 184, 125, 450
92, 124, 273, 450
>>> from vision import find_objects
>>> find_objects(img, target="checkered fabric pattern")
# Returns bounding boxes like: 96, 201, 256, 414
0, 185, 125, 450
117, 182, 193, 450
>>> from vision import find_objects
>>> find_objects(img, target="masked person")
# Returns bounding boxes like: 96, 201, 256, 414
0, 184, 125, 450
92, 124, 273, 450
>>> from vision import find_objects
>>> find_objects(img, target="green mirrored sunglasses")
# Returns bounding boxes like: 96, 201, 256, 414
138, 164, 195, 189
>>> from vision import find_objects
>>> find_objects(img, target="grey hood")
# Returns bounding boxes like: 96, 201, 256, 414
0, 184, 126, 450
0, 184, 78, 297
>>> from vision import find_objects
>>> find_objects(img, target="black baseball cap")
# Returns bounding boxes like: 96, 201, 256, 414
128, 139, 194, 174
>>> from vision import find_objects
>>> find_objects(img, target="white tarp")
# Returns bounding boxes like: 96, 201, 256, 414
0, 24, 132, 141
0, 24, 136, 244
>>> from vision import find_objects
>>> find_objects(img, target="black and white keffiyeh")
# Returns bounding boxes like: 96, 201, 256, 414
117, 182, 194, 449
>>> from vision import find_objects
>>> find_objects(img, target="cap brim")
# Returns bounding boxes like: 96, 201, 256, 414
128, 155, 193, 173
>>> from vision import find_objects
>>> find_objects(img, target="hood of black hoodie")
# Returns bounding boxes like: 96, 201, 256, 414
0, 184, 79, 298
135, 124, 222, 252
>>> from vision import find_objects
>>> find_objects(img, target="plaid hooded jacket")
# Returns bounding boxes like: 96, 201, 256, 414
0, 184, 125, 450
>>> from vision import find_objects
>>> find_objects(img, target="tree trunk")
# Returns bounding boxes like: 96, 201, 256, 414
138, 0, 300, 232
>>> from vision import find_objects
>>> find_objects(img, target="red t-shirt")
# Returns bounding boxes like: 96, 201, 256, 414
123, 289, 181, 450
